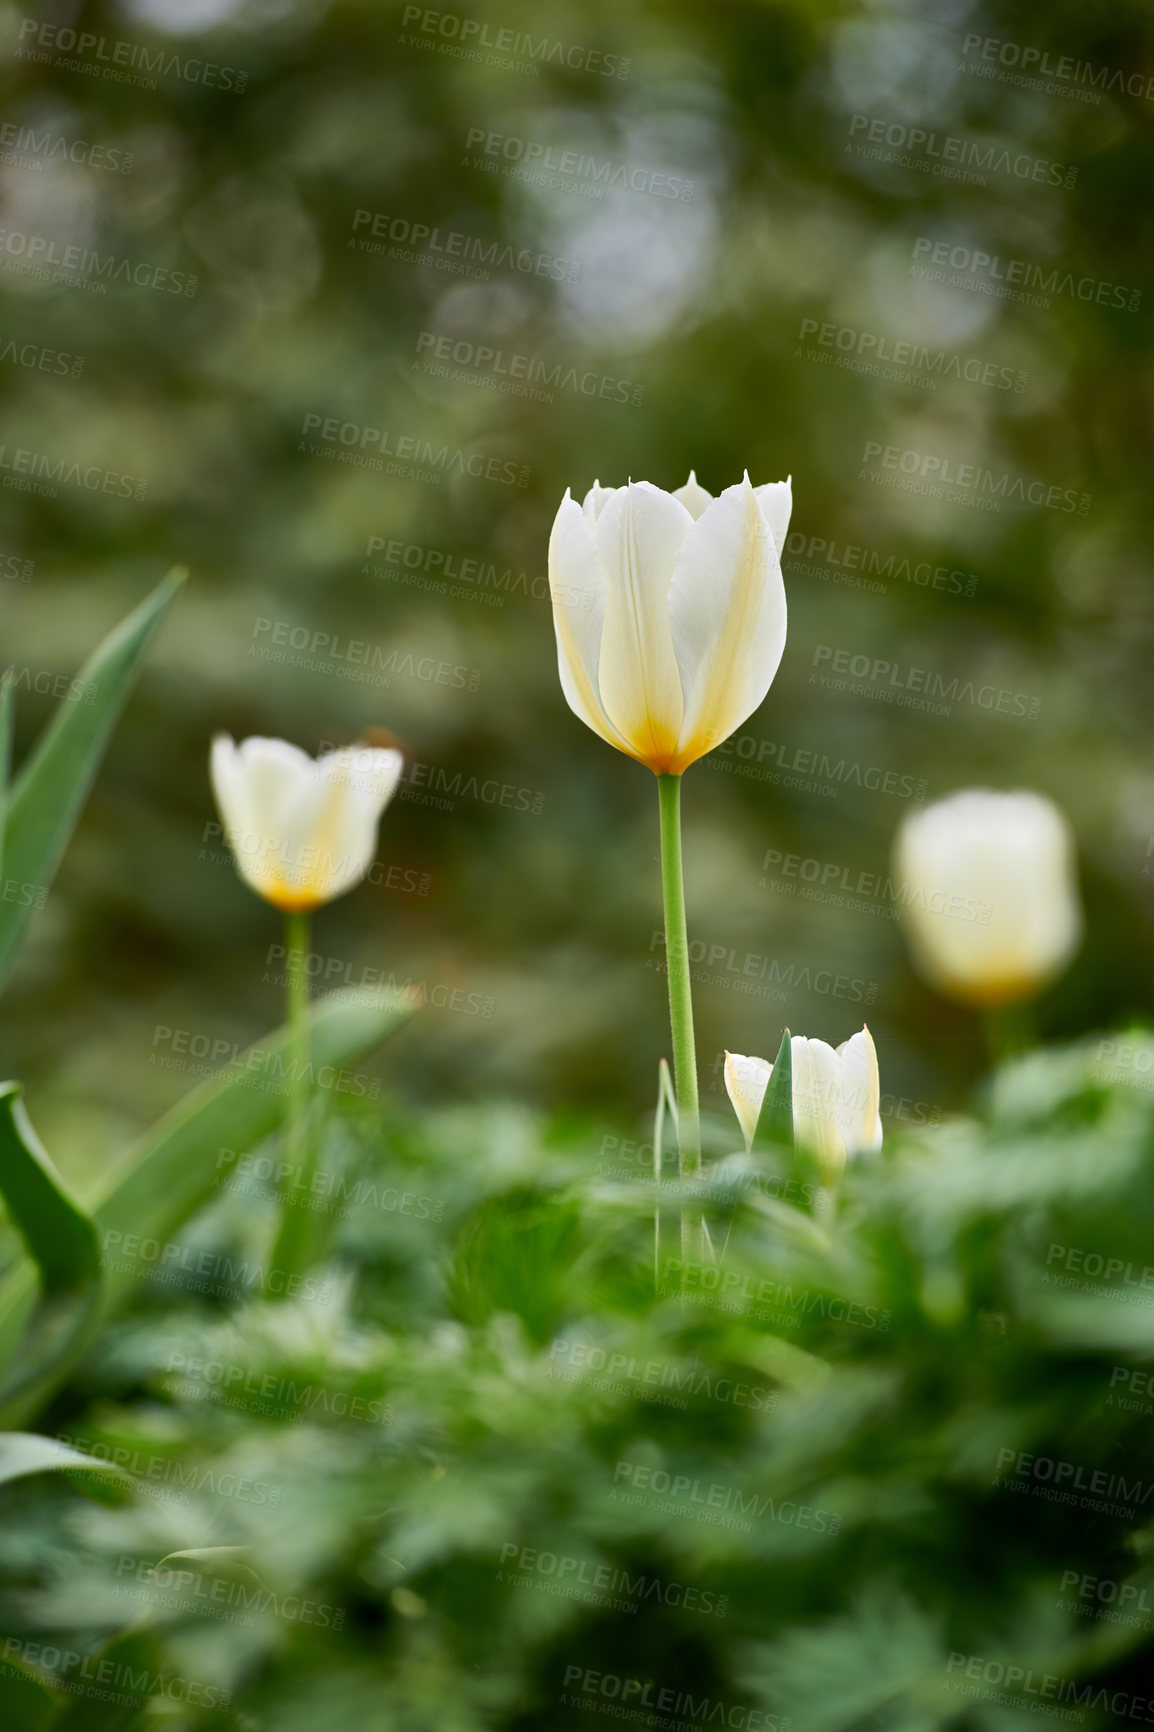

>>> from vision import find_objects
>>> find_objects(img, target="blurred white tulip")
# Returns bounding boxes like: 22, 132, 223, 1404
547, 472, 790, 775
895, 789, 1081, 1006
724, 1027, 881, 1185
210, 735, 403, 912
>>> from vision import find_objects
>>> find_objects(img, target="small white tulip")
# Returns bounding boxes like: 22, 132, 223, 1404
548, 471, 790, 775
724, 1028, 881, 1186
210, 735, 403, 912
895, 789, 1081, 1006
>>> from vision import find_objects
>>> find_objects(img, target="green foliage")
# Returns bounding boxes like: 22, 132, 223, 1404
2, 1043, 1152, 1727
0, 988, 414, 1429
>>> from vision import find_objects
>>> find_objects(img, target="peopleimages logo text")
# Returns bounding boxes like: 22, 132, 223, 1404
946, 1650, 1154, 1724
961, 34, 1154, 103
560, 1666, 789, 1730
299, 413, 529, 487
464, 128, 695, 201
0, 229, 197, 296
351, 209, 580, 280
911, 237, 1141, 312
797, 319, 1024, 395
400, 8, 630, 78
15, 18, 248, 91
811, 643, 1041, 720
0, 123, 133, 174
848, 115, 1076, 187
861, 440, 1090, 516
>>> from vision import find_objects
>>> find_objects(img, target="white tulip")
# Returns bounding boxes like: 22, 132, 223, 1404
895, 789, 1081, 1006
210, 735, 403, 912
548, 472, 790, 775
724, 1027, 882, 1186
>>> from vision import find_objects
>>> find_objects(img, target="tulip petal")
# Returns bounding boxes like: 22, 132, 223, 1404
835, 1026, 882, 1155
548, 493, 632, 758
302, 748, 405, 903
754, 478, 793, 557
582, 480, 618, 525
221, 737, 321, 905
673, 472, 714, 521
211, 739, 291, 905
667, 478, 787, 772
237, 736, 324, 883
210, 735, 255, 855
724, 1051, 771, 1150
320, 746, 404, 813
791, 1036, 847, 1183
594, 482, 690, 772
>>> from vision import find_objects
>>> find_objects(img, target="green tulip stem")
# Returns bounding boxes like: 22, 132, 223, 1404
983, 998, 1037, 1067
272, 907, 314, 1285
657, 773, 703, 1267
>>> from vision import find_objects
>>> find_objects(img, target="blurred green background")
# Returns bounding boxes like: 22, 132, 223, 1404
2, 0, 1153, 1177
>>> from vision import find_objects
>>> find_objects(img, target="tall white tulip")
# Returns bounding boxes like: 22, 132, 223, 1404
210, 735, 403, 912
547, 472, 790, 775
894, 789, 1081, 1006
725, 1028, 882, 1187
547, 470, 792, 1237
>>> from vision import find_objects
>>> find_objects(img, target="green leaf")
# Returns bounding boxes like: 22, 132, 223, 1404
756, 1027, 794, 1149
0, 1431, 127, 1487
0, 987, 415, 1428
0, 569, 184, 994
0, 674, 13, 882
0, 1085, 101, 1413
0, 1085, 99, 1294
93, 986, 414, 1308
0, 1649, 58, 1732
52, 1630, 168, 1732
156, 1545, 252, 1569
653, 1058, 677, 1285
154, 1546, 266, 1587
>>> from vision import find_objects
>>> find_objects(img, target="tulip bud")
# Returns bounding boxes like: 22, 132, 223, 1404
724, 1027, 881, 1187
894, 789, 1081, 1006
547, 472, 790, 775
210, 735, 403, 912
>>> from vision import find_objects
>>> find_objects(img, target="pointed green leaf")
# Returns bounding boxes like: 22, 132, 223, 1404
755, 1027, 794, 1149
155, 1546, 265, 1587
0, 1085, 98, 1293
0, 569, 184, 993
0, 986, 415, 1427
653, 1058, 677, 1285
0, 1086, 102, 1413
0, 1431, 128, 1486
156, 1545, 251, 1568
